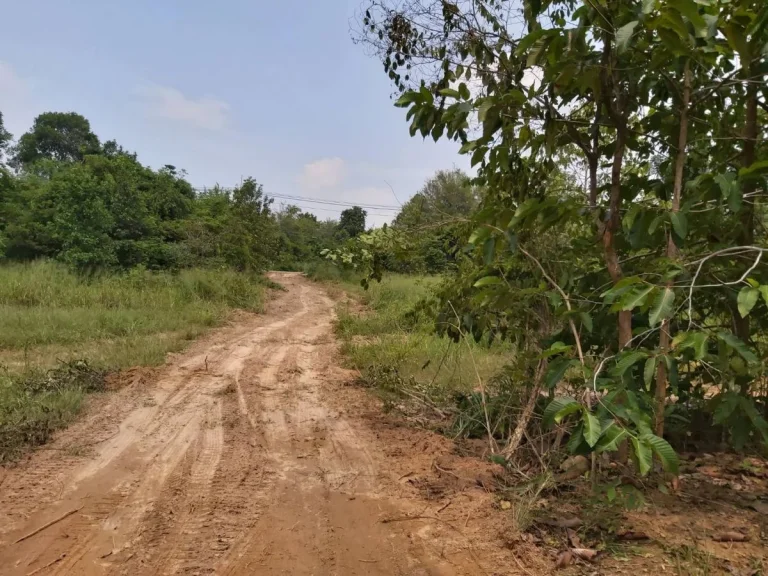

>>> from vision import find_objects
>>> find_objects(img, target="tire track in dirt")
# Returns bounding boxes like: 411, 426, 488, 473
0, 273, 491, 576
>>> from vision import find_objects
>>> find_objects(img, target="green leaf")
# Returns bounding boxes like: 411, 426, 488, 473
630, 435, 653, 476
477, 100, 494, 122
760, 285, 768, 306
616, 21, 639, 53
582, 411, 601, 447
468, 226, 490, 245
543, 397, 579, 426
579, 312, 593, 333
617, 285, 655, 311
668, 0, 707, 35
611, 351, 649, 378
649, 287, 675, 326
642, 0, 656, 14
739, 160, 768, 180
438, 88, 461, 98
640, 433, 679, 474
673, 331, 709, 360
458, 82, 471, 100
483, 237, 496, 265
643, 357, 658, 390
670, 212, 687, 239
737, 287, 760, 318
394, 91, 418, 107
595, 422, 628, 453
473, 276, 502, 288
545, 357, 578, 388
717, 332, 758, 365
714, 173, 734, 198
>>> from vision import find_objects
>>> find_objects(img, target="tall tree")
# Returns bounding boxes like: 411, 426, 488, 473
339, 206, 367, 238
12, 112, 100, 169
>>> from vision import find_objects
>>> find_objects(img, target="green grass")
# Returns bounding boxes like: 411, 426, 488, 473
329, 271, 512, 417
0, 261, 274, 461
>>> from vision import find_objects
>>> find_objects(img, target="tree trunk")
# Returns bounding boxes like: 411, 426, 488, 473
503, 360, 546, 458
733, 67, 758, 351
654, 62, 691, 437
604, 123, 632, 348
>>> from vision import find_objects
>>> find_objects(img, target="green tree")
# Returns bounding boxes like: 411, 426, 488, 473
12, 112, 100, 169
338, 206, 367, 238
356, 0, 768, 464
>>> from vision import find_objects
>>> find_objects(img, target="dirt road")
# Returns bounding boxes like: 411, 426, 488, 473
0, 273, 511, 575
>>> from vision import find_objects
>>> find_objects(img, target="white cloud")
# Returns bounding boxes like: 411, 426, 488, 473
297, 157, 346, 191
137, 84, 229, 131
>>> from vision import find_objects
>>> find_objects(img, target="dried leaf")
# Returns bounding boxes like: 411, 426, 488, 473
555, 550, 574, 569
566, 528, 581, 547
571, 548, 599, 561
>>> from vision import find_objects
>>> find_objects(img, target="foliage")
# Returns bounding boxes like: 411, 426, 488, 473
339, 206, 368, 238
354, 0, 768, 469
0, 109, 346, 273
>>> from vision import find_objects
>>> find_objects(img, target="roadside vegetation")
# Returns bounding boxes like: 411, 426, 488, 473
0, 109, 358, 461
0, 261, 272, 461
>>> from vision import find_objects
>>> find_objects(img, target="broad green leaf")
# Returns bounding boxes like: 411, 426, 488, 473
712, 391, 740, 425
468, 226, 490, 245
555, 402, 585, 424
760, 285, 768, 305
616, 21, 639, 53
640, 433, 679, 474
477, 100, 494, 122
458, 82, 471, 100
739, 160, 768, 180
668, 0, 707, 35
737, 286, 760, 318
595, 422, 628, 453
714, 173, 734, 198
580, 312, 593, 333
630, 435, 653, 476
545, 357, 578, 388
643, 356, 657, 390
473, 276, 502, 288
611, 351, 649, 377
717, 332, 758, 365
438, 88, 461, 98
543, 396, 579, 426
582, 411, 601, 447
642, 0, 656, 14
483, 237, 496, 264
617, 285, 655, 311
394, 91, 419, 107
670, 212, 687, 239
649, 287, 675, 326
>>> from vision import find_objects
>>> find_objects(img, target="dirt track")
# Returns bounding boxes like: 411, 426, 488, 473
0, 273, 515, 576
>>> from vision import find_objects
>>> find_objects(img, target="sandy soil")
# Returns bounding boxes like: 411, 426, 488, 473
0, 273, 525, 576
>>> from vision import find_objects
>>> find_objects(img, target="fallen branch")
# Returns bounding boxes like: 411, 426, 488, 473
15, 506, 83, 544
26, 554, 66, 575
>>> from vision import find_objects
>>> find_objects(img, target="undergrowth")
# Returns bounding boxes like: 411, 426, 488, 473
328, 271, 511, 427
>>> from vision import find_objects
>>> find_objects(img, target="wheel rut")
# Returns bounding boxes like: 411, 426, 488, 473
0, 273, 486, 576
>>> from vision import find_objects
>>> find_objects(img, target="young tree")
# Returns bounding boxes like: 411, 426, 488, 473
355, 0, 768, 465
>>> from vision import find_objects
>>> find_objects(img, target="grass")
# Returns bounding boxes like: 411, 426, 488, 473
317, 262, 512, 422
0, 260, 274, 461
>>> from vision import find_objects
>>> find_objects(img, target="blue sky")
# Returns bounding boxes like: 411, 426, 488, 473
0, 0, 469, 226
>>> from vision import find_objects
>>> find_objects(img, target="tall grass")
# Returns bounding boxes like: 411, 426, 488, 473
0, 261, 273, 461
333, 273, 511, 411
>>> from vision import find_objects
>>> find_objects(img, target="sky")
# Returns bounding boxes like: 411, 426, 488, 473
0, 0, 469, 226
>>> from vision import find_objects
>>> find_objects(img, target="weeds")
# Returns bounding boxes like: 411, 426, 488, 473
0, 360, 107, 461
0, 261, 274, 461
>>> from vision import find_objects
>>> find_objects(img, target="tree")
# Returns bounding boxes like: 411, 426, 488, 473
355, 0, 768, 464
339, 206, 367, 238
0, 111, 12, 163
12, 112, 100, 169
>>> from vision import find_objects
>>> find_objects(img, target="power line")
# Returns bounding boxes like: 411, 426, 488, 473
192, 187, 402, 212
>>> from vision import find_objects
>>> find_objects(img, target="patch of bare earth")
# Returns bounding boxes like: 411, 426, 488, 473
0, 273, 535, 576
